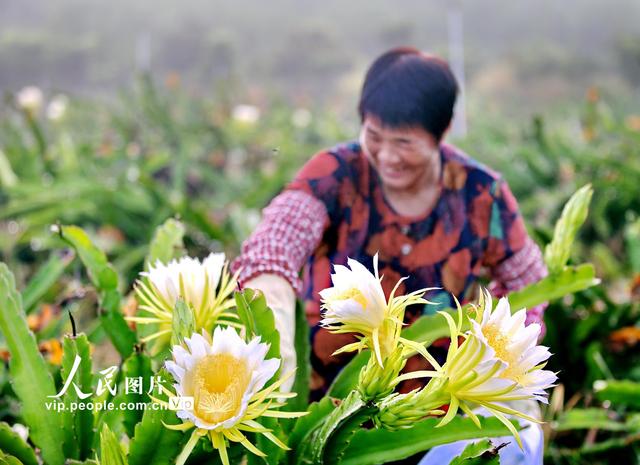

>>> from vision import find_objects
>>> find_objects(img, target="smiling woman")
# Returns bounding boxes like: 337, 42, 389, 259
230, 47, 549, 463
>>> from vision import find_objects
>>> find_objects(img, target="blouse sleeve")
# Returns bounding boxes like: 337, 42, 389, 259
230, 189, 328, 294
231, 148, 351, 294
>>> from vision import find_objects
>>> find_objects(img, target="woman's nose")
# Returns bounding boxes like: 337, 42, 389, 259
377, 144, 401, 164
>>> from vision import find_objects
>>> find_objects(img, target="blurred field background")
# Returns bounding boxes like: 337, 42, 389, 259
1, 1, 640, 463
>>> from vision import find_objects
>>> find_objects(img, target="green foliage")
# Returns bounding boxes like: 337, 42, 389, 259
0, 421, 38, 465
340, 416, 515, 465
0, 451, 24, 465
98, 424, 127, 465
21, 250, 74, 314
60, 334, 94, 461
145, 218, 186, 269
594, 380, 640, 409
0, 263, 65, 465
171, 299, 195, 347
285, 300, 311, 416
99, 349, 153, 440
307, 391, 372, 465
449, 439, 501, 465
234, 289, 280, 361
127, 371, 186, 465
545, 184, 593, 274
57, 225, 136, 358
288, 398, 336, 465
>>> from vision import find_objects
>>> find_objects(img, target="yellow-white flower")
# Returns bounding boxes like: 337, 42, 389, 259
159, 327, 305, 465
17, 86, 43, 113
319, 253, 432, 367
46, 94, 68, 121
432, 291, 556, 447
232, 104, 260, 124
320, 254, 387, 332
129, 253, 238, 346
470, 289, 557, 402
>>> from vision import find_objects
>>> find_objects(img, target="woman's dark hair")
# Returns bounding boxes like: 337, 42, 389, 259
358, 47, 459, 141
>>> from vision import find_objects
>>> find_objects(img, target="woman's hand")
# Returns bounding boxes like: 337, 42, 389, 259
243, 273, 297, 393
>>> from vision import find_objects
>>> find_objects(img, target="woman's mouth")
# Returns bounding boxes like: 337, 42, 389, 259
381, 165, 409, 179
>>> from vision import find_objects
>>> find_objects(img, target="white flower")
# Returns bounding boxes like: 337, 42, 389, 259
165, 327, 280, 430
320, 254, 387, 332
470, 289, 557, 402
46, 94, 68, 121
17, 86, 43, 113
319, 253, 431, 367
232, 104, 260, 124
159, 328, 305, 465
130, 253, 238, 347
143, 253, 226, 313
11, 423, 29, 442
291, 108, 312, 128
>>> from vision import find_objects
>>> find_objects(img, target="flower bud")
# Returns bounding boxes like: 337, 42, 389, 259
374, 377, 449, 430
358, 345, 406, 401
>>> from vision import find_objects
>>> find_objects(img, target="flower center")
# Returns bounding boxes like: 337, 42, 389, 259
191, 353, 251, 425
482, 324, 514, 364
335, 287, 368, 309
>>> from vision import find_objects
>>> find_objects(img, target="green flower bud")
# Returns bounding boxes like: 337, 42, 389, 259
544, 184, 593, 274
374, 377, 449, 430
358, 346, 406, 402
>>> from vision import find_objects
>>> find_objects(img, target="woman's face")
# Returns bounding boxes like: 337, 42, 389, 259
359, 114, 441, 192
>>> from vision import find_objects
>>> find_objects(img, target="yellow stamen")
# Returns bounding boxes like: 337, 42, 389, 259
482, 324, 515, 365
333, 287, 368, 309
192, 354, 251, 424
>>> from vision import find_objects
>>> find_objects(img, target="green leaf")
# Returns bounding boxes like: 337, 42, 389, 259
99, 289, 136, 358
145, 218, 185, 269
544, 184, 593, 274
233, 289, 284, 463
128, 370, 186, 465
327, 352, 368, 399
57, 225, 118, 291
289, 398, 336, 465
553, 408, 628, 432
449, 439, 501, 465
57, 225, 136, 358
340, 416, 516, 465
593, 379, 640, 409
0, 452, 24, 465
21, 249, 74, 314
61, 334, 95, 461
234, 289, 257, 337
308, 391, 373, 465
507, 264, 600, 311
0, 263, 65, 465
234, 289, 280, 361
285, 300, 311, 416
0, 422, 38, 465
171, 299, 194, 347
100, 349, 153, 440
99, 424, 127, 465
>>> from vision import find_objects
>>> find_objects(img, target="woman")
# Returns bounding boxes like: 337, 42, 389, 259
231, 47, 547, 462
